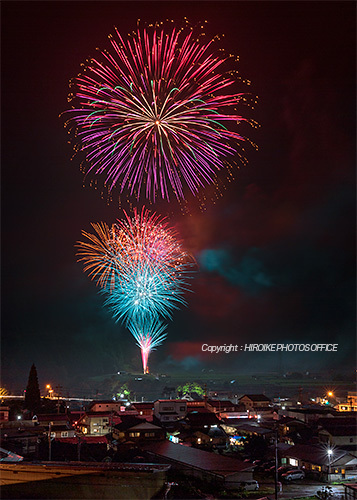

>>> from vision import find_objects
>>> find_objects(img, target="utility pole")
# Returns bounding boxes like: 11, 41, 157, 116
55, 385, 63, 414
77, 435, 82, 462
48, 421, 52, 461
274, 428, 279, 500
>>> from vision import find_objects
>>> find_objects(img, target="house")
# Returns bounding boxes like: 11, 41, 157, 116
278, 416, 313, 445
206, 400, 251, 420
113, 417, 165, 443
154, 400, 187, 423
37, 414, 71, 428
172, 411, 228, 449
239, 394, 271, 410
281, 444, 357, 482
280, 407, 337, 424
131, 402, 154, 418
186, 400, 207, 412
77, 411, 119, 435
184, 410, 221, 429
143, 440, 254, 488
49, 425, 76, 439
89, 400, 126, 413
232, 423, 275, 440
189, 427, 228, 449
318, 417, 357, 449
336, 392, 357, 413
0, 426, 43, 457
0, 407, 10, 422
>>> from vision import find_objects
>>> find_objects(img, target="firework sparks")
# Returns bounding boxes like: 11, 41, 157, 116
77, 207, 194, 290
65, 22, 254, 202
77, 207, 195, 372
76, 222, 125, 290
103, 258, 190, 324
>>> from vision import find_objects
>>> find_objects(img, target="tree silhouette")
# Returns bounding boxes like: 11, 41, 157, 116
24, 364, 41, 413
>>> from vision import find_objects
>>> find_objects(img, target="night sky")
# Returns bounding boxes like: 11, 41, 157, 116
2, 1, 355, 391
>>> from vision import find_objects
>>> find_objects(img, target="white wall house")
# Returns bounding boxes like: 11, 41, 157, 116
154, 400, 187, 423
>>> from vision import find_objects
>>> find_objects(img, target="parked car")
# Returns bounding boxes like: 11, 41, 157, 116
278, 465, 295, 476
240, 480, 259, 491
281, 469, 305, 481
262, 461, 276, 472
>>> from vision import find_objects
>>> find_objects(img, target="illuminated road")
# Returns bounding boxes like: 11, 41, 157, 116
275, 481, 344, 499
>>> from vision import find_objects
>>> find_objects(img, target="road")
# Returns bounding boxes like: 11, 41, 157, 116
272, 480, 344, 499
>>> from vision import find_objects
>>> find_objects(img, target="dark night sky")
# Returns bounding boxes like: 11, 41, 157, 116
2, 1, 356, 391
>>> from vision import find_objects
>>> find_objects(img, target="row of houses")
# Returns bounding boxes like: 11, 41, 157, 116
1, 393, 356, 486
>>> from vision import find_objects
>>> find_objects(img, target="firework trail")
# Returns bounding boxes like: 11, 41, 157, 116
128, 319, 167, 374
65, 22, 254, 203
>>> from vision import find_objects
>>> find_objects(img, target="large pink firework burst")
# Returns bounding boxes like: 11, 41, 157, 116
65, 21, 255, 203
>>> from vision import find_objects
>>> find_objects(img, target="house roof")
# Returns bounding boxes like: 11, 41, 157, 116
155, 400, 187, 404
320, 425, 357, 437
239, 394, 271, 402
186, 401, 207, 408
37, 414, 70, 422
207, 400, 236, 409
128, 422, 163, 431
131, 402, 154, 410
114, 416, 147, 431
282, 444, 357, 466
68, 412, 85, 423
55, 435, 108, 444
237, 424, 274, 435
0, 427, 44, 439
142, 441, 254, 477
318, 417, 357, 437
50, 424, 73, 432
80, 411, 115, 417
287, 408, 336, 415
185, 411, 221, 427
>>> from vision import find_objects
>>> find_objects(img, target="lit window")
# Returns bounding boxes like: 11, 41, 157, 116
289, 459, 298, 467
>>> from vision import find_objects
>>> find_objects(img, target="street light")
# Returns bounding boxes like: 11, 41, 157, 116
327, 448, 333, 482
